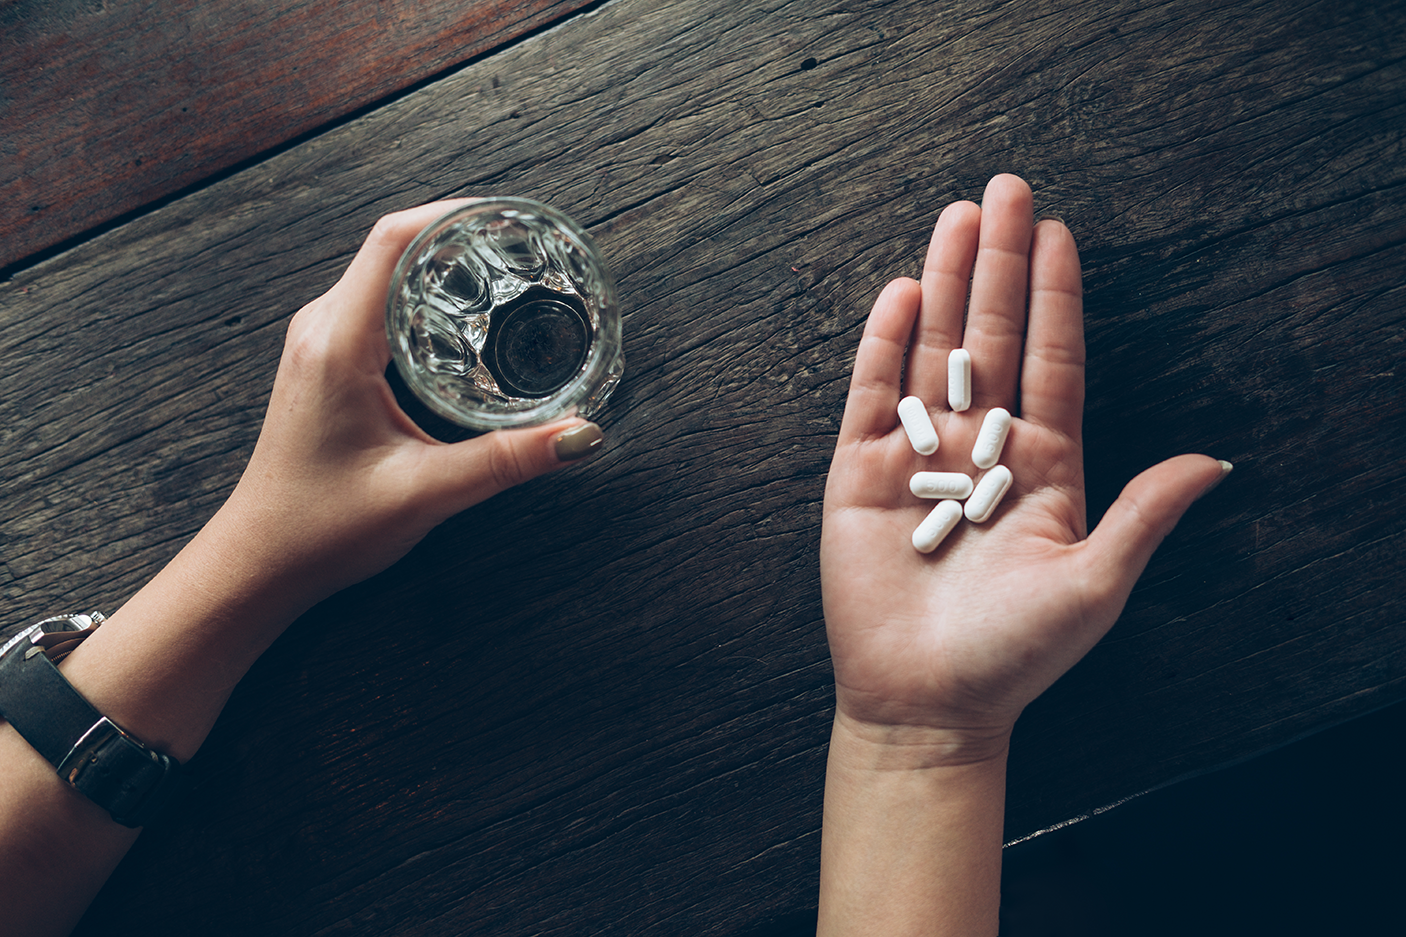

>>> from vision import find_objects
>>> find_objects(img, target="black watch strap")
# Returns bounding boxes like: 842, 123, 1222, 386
0, 613, 182, 828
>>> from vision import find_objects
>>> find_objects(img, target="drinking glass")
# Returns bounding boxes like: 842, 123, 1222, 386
386, 198, 623, 430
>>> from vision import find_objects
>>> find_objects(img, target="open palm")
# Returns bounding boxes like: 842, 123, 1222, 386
821, 175, 1224, 759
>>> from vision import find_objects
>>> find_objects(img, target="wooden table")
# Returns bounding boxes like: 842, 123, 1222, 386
3, 0, 1403, 933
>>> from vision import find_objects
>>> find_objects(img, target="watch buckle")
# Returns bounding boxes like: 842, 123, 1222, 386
56, 716, 127, 786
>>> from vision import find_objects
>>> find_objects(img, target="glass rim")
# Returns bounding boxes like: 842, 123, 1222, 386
385, 197, 622, 431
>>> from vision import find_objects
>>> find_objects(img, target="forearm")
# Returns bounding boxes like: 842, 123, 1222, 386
0, 497, 319, 935
817, 715, 1009, 937
57, 495, 326, 761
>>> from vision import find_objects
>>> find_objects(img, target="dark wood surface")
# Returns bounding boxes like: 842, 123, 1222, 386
2, 0, 1403, 934
0, 0, 598, 271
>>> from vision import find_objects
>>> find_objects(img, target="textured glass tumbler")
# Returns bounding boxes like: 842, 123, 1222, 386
386, 198, 624, 430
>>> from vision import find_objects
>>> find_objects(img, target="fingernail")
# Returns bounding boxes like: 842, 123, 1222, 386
1036, 214, 1066, 226
555, 422, 604, 461
1196, 459, 1234, 500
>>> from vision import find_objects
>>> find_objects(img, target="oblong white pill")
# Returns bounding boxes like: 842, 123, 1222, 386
912, 500, 963, 553
897, 396, 939, 456
971, 407, 1011, 469
964, 465, 1013, 523
948, 348, 972, 412
909, 471, 974, 500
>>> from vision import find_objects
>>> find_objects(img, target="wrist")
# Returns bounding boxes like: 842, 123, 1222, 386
830, 707, 1014, 772
199, 484, 354, 618
820, 713, 1009, 936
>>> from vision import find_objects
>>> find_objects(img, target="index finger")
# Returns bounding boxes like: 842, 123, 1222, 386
1018, 219, 1085, 439
329, 199, 475, 332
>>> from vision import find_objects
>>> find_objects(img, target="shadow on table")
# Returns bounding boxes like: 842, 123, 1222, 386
999, 698, 1403, 936
739, 698, 1405, 937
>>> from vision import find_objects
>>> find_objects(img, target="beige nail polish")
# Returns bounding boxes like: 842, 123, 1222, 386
1196, 459, 1234, 500
555, 422, 604, 461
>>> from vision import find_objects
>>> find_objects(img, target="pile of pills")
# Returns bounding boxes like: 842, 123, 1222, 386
900, 349, 1013, 553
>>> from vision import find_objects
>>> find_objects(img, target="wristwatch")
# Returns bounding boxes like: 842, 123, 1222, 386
0, 612, 182, 828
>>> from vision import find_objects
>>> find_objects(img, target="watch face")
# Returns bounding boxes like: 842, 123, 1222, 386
0, 623, 43, 660
0, 613, 103, 660
41, 612, 102, 630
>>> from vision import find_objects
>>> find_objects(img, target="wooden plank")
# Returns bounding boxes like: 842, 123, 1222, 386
0, 0, 598, 271
1, 0, 1403, 933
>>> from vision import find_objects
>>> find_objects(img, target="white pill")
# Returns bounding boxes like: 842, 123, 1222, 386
909, 471, 974, 500
912, 500, 963, 554
964, 465, 1013, 523
948, 349, 972, 412
897, 396, 939, 456
971, 407, 1011, 469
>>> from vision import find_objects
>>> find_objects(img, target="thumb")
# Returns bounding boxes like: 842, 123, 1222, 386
1080, 454, 1231, 615
418, 418, 605, 517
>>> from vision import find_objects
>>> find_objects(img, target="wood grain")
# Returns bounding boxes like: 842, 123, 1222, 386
1, 0, 1403, 933
0, 0, 599, 271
